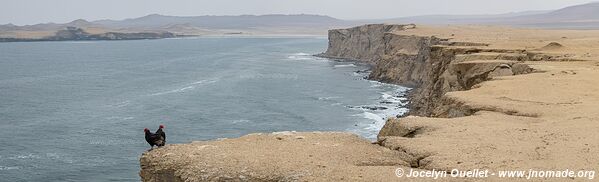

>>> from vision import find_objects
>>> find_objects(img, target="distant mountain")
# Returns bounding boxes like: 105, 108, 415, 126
0, 19, 102, 31
93, 14, 350, 29
386, 2, 599, 29
386, 10, 551, 24
0, 14, 355, 39
518, 2, 599, 22
499, 2, 599, 28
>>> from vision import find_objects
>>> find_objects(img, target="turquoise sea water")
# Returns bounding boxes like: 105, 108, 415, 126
0, 37, 408, 181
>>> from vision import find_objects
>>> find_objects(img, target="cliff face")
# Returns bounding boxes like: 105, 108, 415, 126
321, 24, 416, 64
320, 24, 535, 117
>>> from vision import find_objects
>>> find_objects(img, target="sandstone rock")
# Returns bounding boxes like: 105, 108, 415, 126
139, 132, 412, 181
540, 42, 564, 51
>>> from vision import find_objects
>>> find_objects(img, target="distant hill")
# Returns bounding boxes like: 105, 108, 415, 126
0, 14, 355, 39
518, 2, 599, 22
500, 2, 599, 29
386, 2, 599, 29
385, 10, 551, 25
93, 14, 350, 29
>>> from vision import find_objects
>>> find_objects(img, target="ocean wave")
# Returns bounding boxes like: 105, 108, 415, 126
333, 64, 357, 68
317, 96, 341, 101
88, 139, 139, 145
239, 73, 298, 80
8, 154, 41, 160
351, 106, 409, 139
353, 72, 366, 77
111, 101, 131, 108
287, 53, 327, 61
0, 166, 20, 170
150, 78, 219, 96
231, 119, 251, 124
291, 53, 311, 56
5, 153, 62, 161
287, 56, 313, 60
105, 116, 135, 121
360, 112, 384, 122
317, 96, 343, 106
346, 80, 411, 140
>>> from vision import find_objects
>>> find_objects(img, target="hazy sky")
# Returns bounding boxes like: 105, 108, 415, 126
0, 0, 594, 25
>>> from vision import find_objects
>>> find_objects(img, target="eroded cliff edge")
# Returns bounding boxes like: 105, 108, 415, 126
321, 24, 599, 178
140, 24, 599, 181
320, 24, 540, 117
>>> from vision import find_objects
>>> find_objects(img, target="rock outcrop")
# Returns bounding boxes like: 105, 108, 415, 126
320, 24, 417, 64
140, 132, 411, 181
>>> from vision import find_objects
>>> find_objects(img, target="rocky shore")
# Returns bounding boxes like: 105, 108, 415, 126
140, 24, 599, 181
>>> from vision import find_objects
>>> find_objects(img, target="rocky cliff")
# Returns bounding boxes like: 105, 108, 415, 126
320, 24, 540, 117
324, 24, 599, 176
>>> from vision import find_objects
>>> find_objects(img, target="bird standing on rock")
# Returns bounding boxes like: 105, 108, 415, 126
156, 124, 166, 142
144, 125, 166, 150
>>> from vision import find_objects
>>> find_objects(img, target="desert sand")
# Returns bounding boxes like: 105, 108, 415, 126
140, 25, 599, 181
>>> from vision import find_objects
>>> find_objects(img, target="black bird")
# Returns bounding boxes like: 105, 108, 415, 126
156, 124, 166, 142
144, 127, 165, 149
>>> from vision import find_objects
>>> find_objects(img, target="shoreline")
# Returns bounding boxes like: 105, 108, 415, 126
0, 32, 329, 43
139, 24, 599, 181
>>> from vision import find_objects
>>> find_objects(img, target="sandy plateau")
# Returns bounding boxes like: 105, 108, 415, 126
140, 25, 599, 181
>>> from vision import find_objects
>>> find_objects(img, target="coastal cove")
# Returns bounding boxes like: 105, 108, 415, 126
0, 37, 409, 181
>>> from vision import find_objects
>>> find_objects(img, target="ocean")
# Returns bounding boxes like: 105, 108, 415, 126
0, 37, 408, 181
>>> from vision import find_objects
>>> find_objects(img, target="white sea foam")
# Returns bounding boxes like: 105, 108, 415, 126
105, 116, 135, 121
231, 119, 251, 124
287, 56, 313, 60
287, 53, 327, 61
287, 53, 312, 60
150, 78, 219, 96
112, 101, 131, 108
333, 64, 357, 68
0, 166, 19, 170
353, 72, 365, 76
9, 154, 41, 159
292, 53, 311, 56
361, 112, 384, 122
317, 96, 341, 101
346, 81, 411, 140
287, 53, 311, 60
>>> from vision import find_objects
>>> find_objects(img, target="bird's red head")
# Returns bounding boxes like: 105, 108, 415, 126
144, 128, 149, 132
159, 125, 164, 129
